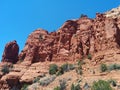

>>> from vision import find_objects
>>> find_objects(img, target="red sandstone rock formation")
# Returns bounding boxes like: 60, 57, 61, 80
19, 13, 120, 63
1, 6, 120, 90
2, 40, 19, 64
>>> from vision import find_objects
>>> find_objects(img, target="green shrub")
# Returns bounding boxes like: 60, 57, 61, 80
108, 64, 120, 71
61, 63, 69, 72
39, 75, 56, 86
54, 86, 61, 90
76, 64, 82, 75
49, 64, 58, 75
100, 63, 107, 72
80, 14, 87, 18
56, 67, 64, 76
83, 83, 90, 90
21, 84, 28, 90
87, 54, 92, 60
71, 83, 81, 90
91, 80, 112, 90
108, 79, 117, 87
77, 60, 85, 66
60, 63, 75, 74
54, 79, 66, 90
68, 64, 75, 70
59, 79, 66, 90
1, 65, 10, 75
33, 77, 40, 83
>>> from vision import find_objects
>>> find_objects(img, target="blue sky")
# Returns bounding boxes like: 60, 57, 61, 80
0, 0, 120, 60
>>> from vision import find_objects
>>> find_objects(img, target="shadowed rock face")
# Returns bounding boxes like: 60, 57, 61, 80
19, 13, 120, 63
2, 40, 19, 64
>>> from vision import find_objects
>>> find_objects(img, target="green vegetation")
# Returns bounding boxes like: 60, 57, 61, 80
60, 63, 75, 72
76, 60, 83, 75
54, 86, 61, 90
53, 79, 66, 90
59, 79, 66, 90
1, 65, 10, 75
61, 63, 69, 72
71, 83, 81, 90
49, 63, 74, 76
61, 63, 73, 71
21, 84, 28, 90
91, 80, 112, 90
33, 77, 40, 83
56, 67, 64, 76
108, 79, 117, 87
76, 67, 82, 75
87, 53, 92, 60
77, 59, 85, 66
108, 64, 120, 71
49, 64, 58, 75
83, 82, 90, 90
80, 14, 88, 18
100, 63, 108, 72
39, 75, 56, 86
100, 63, 120, 72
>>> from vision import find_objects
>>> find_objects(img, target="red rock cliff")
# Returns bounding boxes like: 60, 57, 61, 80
19, 13, 120, 63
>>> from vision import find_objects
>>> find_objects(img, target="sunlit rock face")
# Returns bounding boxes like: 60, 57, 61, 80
19, 13, 120, 63
105, 6, 120, 18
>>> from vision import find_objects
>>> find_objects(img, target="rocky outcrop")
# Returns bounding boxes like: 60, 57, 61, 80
105, 6, 120, 18
0, 62, 48, 89
19, 13, 120, 63
2, 40, 19, 64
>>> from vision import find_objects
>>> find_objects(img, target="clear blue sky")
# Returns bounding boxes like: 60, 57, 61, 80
0, 0, 120, 60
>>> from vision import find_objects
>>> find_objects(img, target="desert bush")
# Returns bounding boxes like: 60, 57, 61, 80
80, 14, 88, 18
68, 64, 75, 70
53, 79, 66, 90
39, 75, 56, 86
59, 79, 66, 90
71, 83, 81, 90
83, 82, 90, 90
77, 69, 82, 75
108, 64, 120, 71
91, 80, 112, 90
57, 63, 74, 76
49, 64, 58, 75
56, 67, 64, 76
87, 53, 92, 60
77, 60, 85, 66
61, 63, 69, 72
76, 63, 82, 75
33, 77, 40, 83
54, 86, 61, 90
1, 65, 10, 75
108, 79, 117, 87
100, 63, 107, 72
21, 84, 28, 90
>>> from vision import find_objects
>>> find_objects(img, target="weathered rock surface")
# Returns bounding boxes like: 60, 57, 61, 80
2, 40, 19, 64
0, 62, 48, 89
105, 6, 120, 18
19, 13, 120, 63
